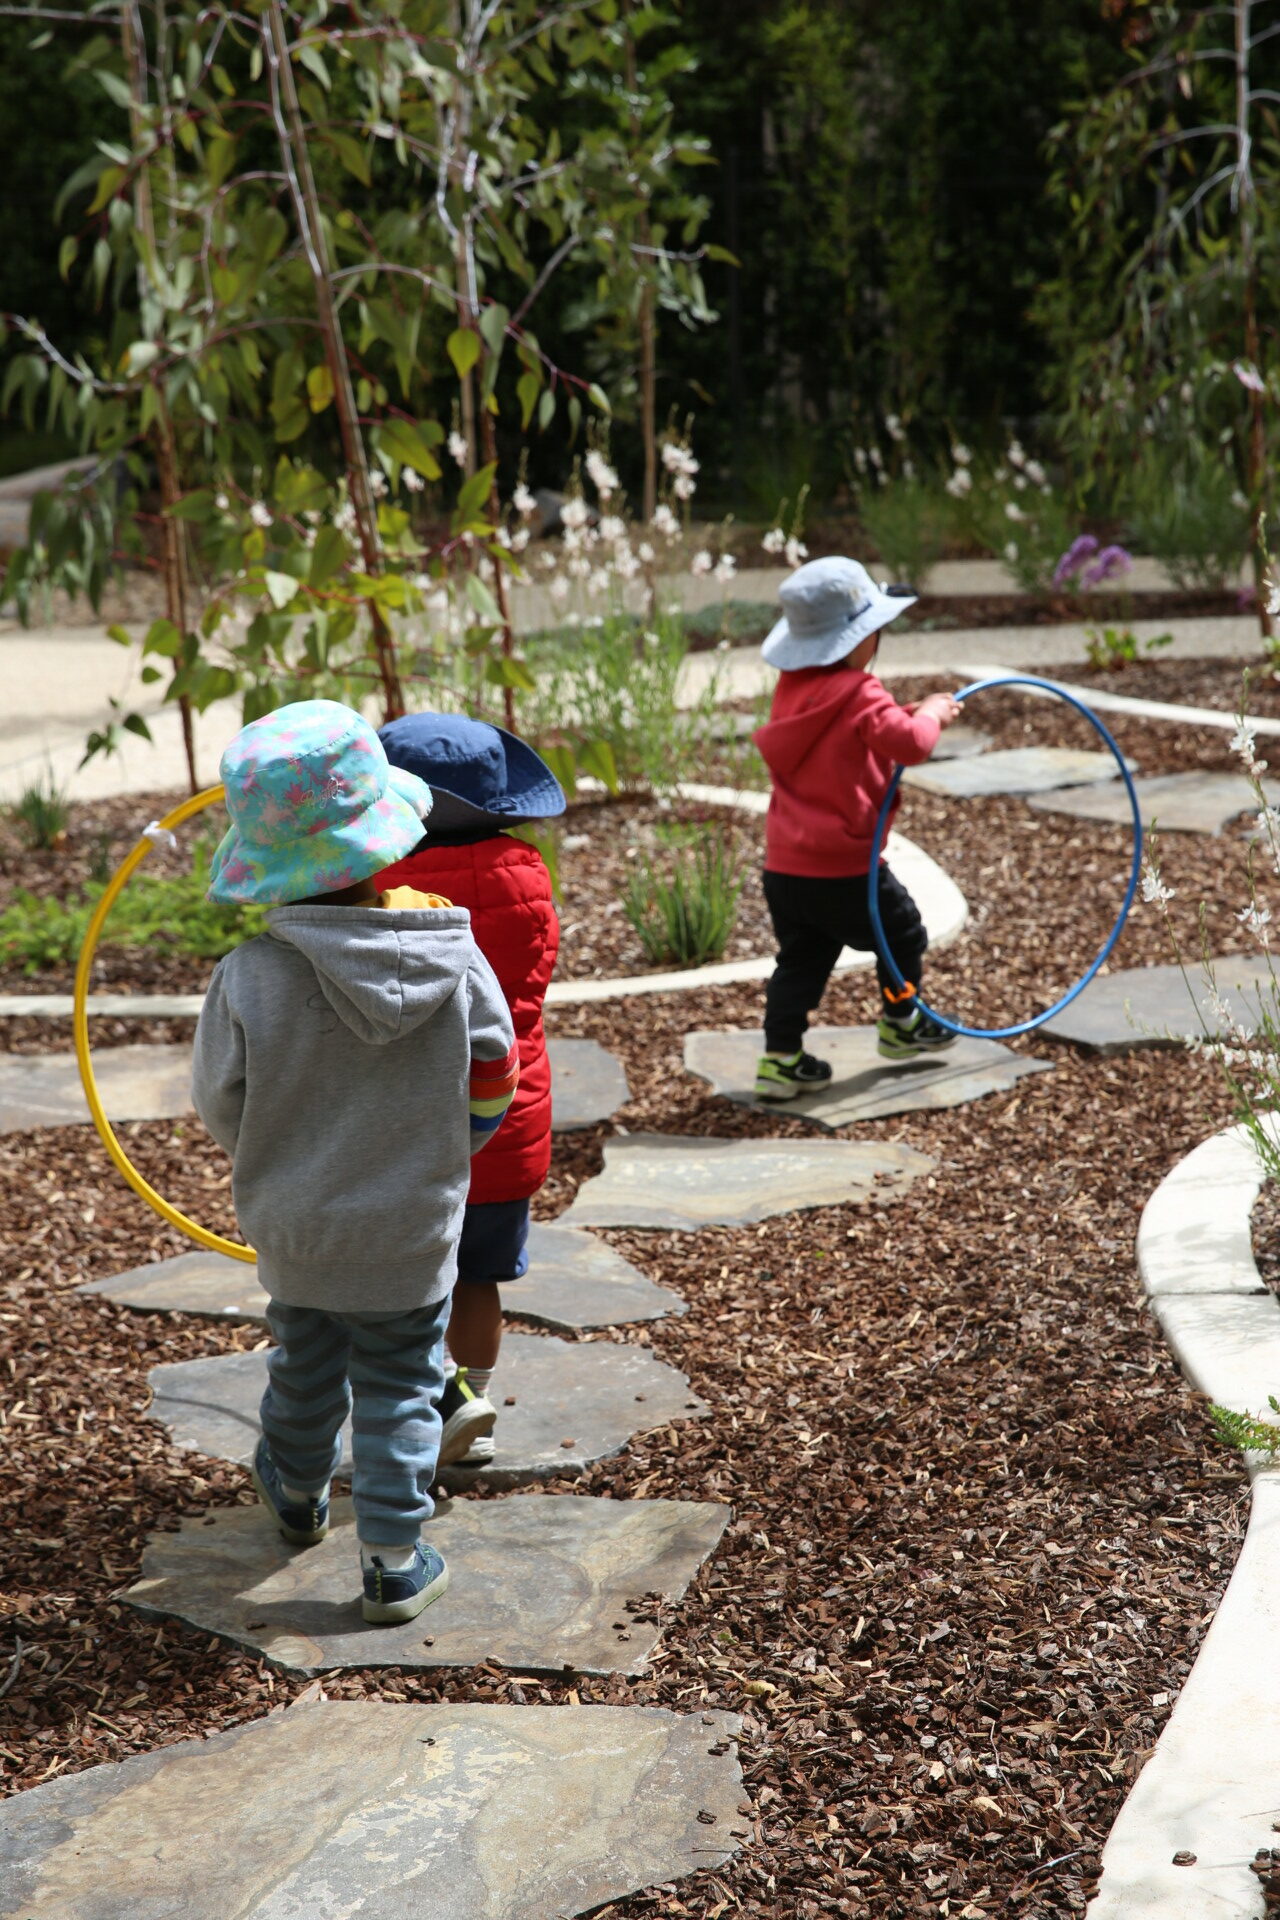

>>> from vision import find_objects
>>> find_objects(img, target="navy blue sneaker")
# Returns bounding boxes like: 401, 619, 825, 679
250, 1438, 329, 1547
362, 1542, 450, 1625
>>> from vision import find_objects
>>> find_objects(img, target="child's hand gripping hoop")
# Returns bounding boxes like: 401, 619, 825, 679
867, 674, 1143, 1040
73, 783, 256, 1263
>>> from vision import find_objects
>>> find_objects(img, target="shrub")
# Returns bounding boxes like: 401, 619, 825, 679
11, 773, 69, 850
0, 838, 264, 975
1123, 446, 1250, 592
855, 474, 951, 587
623, 829, 742, 968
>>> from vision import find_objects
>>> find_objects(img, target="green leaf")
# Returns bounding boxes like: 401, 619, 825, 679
577, 738, 619, 793
106, 623, 133, 649
325, 130, 372, 187
297, 41, 331, 90
586, 383, 611, 415
58, 236, 77, 282
308, 525, 347, 588
271, 394, 309, 443
168, 489, 216, 524
140, 665, 162, 684
373, 417, 443, 481
478, 303, 509, 361
485, 653, 536, 693
454, 462, 497, 530
264, 571, 300, 610
447, 328, 481, 380
517, 370, 540, 429
142, 618, 182, 658
122, 712, 153, 742
538, 741, 576, 799
538, 388, 556, 431
87, 164, 125, 215
306, 364, 335, 414
463, 570, 501, 622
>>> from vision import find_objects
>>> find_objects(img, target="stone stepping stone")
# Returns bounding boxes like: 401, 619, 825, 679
930, 722, 993, 762
0, 1699, 743, 1919
0, 1041, 191, 1135
84, 1223, 685, 1331
1040, 954, 1276, 1052
1028, 770, 1280, 834
558, 1131, 933, 1230
548, 1036, 630, 1130
902, 745, 1129, 799
147, 1330, 707, 1490
125, 1492, 729, 1677
684, 1025, 1051, 1127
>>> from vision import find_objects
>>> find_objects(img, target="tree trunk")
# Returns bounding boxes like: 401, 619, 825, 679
263, 1, 404, 719
481, 409, 517, 730
1235, 0, 1271, 638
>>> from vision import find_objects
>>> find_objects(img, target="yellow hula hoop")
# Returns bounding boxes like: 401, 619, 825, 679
73, 782, 257, 1265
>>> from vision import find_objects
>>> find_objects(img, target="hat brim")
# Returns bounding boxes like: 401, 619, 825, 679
379, 718, 568, 831
761, 590, 917, 670
207, 766, 433, 906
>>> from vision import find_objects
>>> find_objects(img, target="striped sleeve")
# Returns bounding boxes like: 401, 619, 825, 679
470, 1042, 519, 1140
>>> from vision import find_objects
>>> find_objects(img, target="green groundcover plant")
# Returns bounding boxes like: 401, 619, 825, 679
624, 826, 741, 968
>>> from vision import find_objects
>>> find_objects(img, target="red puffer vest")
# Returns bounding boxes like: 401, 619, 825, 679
378, 835, 559, 1203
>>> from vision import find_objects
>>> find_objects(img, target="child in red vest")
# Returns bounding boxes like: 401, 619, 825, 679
753, 556, 962, 1099
378, 712, 564, 1465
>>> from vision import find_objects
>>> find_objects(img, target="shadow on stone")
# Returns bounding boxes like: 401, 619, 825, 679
685, 1025, 1051, 1128
0, 1699, 743, 1920
147, 1331, 708, 1489
124, 1493, 729, 1677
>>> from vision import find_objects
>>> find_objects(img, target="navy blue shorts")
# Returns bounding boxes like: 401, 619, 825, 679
456, 1198, 530, 1285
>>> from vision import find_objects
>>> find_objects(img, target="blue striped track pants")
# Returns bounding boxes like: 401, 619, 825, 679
260, 1297, 450, 1547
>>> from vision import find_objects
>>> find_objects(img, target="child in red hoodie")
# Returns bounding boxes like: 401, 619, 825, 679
378, 713, 564, 1465
752, 556, 962, 1100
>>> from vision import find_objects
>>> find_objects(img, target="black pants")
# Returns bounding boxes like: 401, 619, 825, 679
762, 867, 928, 1054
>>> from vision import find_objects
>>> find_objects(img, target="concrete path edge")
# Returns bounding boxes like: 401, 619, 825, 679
1089, 1114, 1280, 1919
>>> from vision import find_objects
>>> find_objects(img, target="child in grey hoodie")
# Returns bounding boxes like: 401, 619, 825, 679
192, 700, 518, 1625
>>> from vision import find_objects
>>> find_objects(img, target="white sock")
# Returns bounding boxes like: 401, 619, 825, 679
282, 1480, 328, 1505
461, 1364, 494, 1398
360, 1541, 419, 1571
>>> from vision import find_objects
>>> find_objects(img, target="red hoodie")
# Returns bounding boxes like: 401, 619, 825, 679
377, 835, 559, 1204
754, 665, 941, 877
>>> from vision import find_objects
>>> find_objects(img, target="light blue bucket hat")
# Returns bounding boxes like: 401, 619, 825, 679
762, 556, 917, 670
207, 699, 433, 906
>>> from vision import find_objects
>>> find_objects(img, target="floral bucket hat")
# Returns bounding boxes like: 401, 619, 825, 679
208, 699, 433, 906
762, 556, 917, 670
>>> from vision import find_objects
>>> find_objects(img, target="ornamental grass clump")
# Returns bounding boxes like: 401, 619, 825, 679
624, 830, 742, 969
11, 774, 70, 852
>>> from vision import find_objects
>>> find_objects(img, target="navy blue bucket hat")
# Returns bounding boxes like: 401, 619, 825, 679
378, 711, 567, 832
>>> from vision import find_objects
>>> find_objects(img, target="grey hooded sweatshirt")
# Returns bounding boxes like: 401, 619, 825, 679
191, 902, 516, 1313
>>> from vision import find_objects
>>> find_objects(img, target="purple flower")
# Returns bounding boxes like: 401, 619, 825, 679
1080, 543, 1134, 589
1053, 534, 1099, 590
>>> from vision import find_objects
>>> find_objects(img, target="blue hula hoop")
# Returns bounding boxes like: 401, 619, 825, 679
867, 674, 1143, 1040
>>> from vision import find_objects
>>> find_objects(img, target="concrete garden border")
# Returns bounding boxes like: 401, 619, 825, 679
0, 782, 968, 1017
1089, 1114, 1280, 1919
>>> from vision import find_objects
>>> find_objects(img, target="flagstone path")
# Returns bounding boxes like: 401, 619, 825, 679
125, 1493, 729, 1677
0, 1034, 629, 1135
685, 1025, 1051, 1127
1029, 769, 1280, 834
148, 1331, 708, 1489
559, 1131, 933, 1229
902, 744, 1131, 799
1040, 954, 1275, 1052
0, 1699, 744, 1920
84, 1221, 686, 1330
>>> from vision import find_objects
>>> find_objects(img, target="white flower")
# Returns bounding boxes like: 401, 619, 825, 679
1267, 579, 1280, 616
762, 527, 787, 554
1141, 867, 1176, 906
1232, 489, 1249, 511
599, 514, 626, 544
651, 504, 679, 540
1004, 501, 1027, 523
784, 536, 808, 569
334, 499, 357, 533
448, 431, 469, 467
637, 540, 655, 563
672, 473, 697, 501
1008, 440, 1025, 467
368, 468, 388, 499
1024, 460, 1046, 486
690, 549, 713, 576
885, 413, 905, 443
560, 496, 591, 531
1239, 904, 1273, 942
612, 546, 641, 580
548, 575, 570, 605
661, 442, 699, 479
1232, 721, 1258, 762
1003, 540, 1019, 563
249, 501, 273, 528
566, 552, 592, 579
585, 450, 619, 497
952, 442, 971, 466
945, 469, 972, 499
852, 447, 868, 474
511, 526, 531, 553
1012, 473, 1027, 491
402, 467, 424, 494
589, 567, 612, 595
714, 553, 738, 584
868, 446, 884, 470
215, 492, 230, 511
493, 525, 511, 548
902, 458, 916, 481
562, 834, 591, 852
513, 482, 537, 517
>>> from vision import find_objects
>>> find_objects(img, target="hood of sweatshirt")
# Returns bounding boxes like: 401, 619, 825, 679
264, 903, 474, 1046
754, 666, 871, 780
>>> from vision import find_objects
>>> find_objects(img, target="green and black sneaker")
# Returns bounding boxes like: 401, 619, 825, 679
876, 1005, 957, 1061
754, 1050, 834, 1102
436, 1367, 497, 1467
